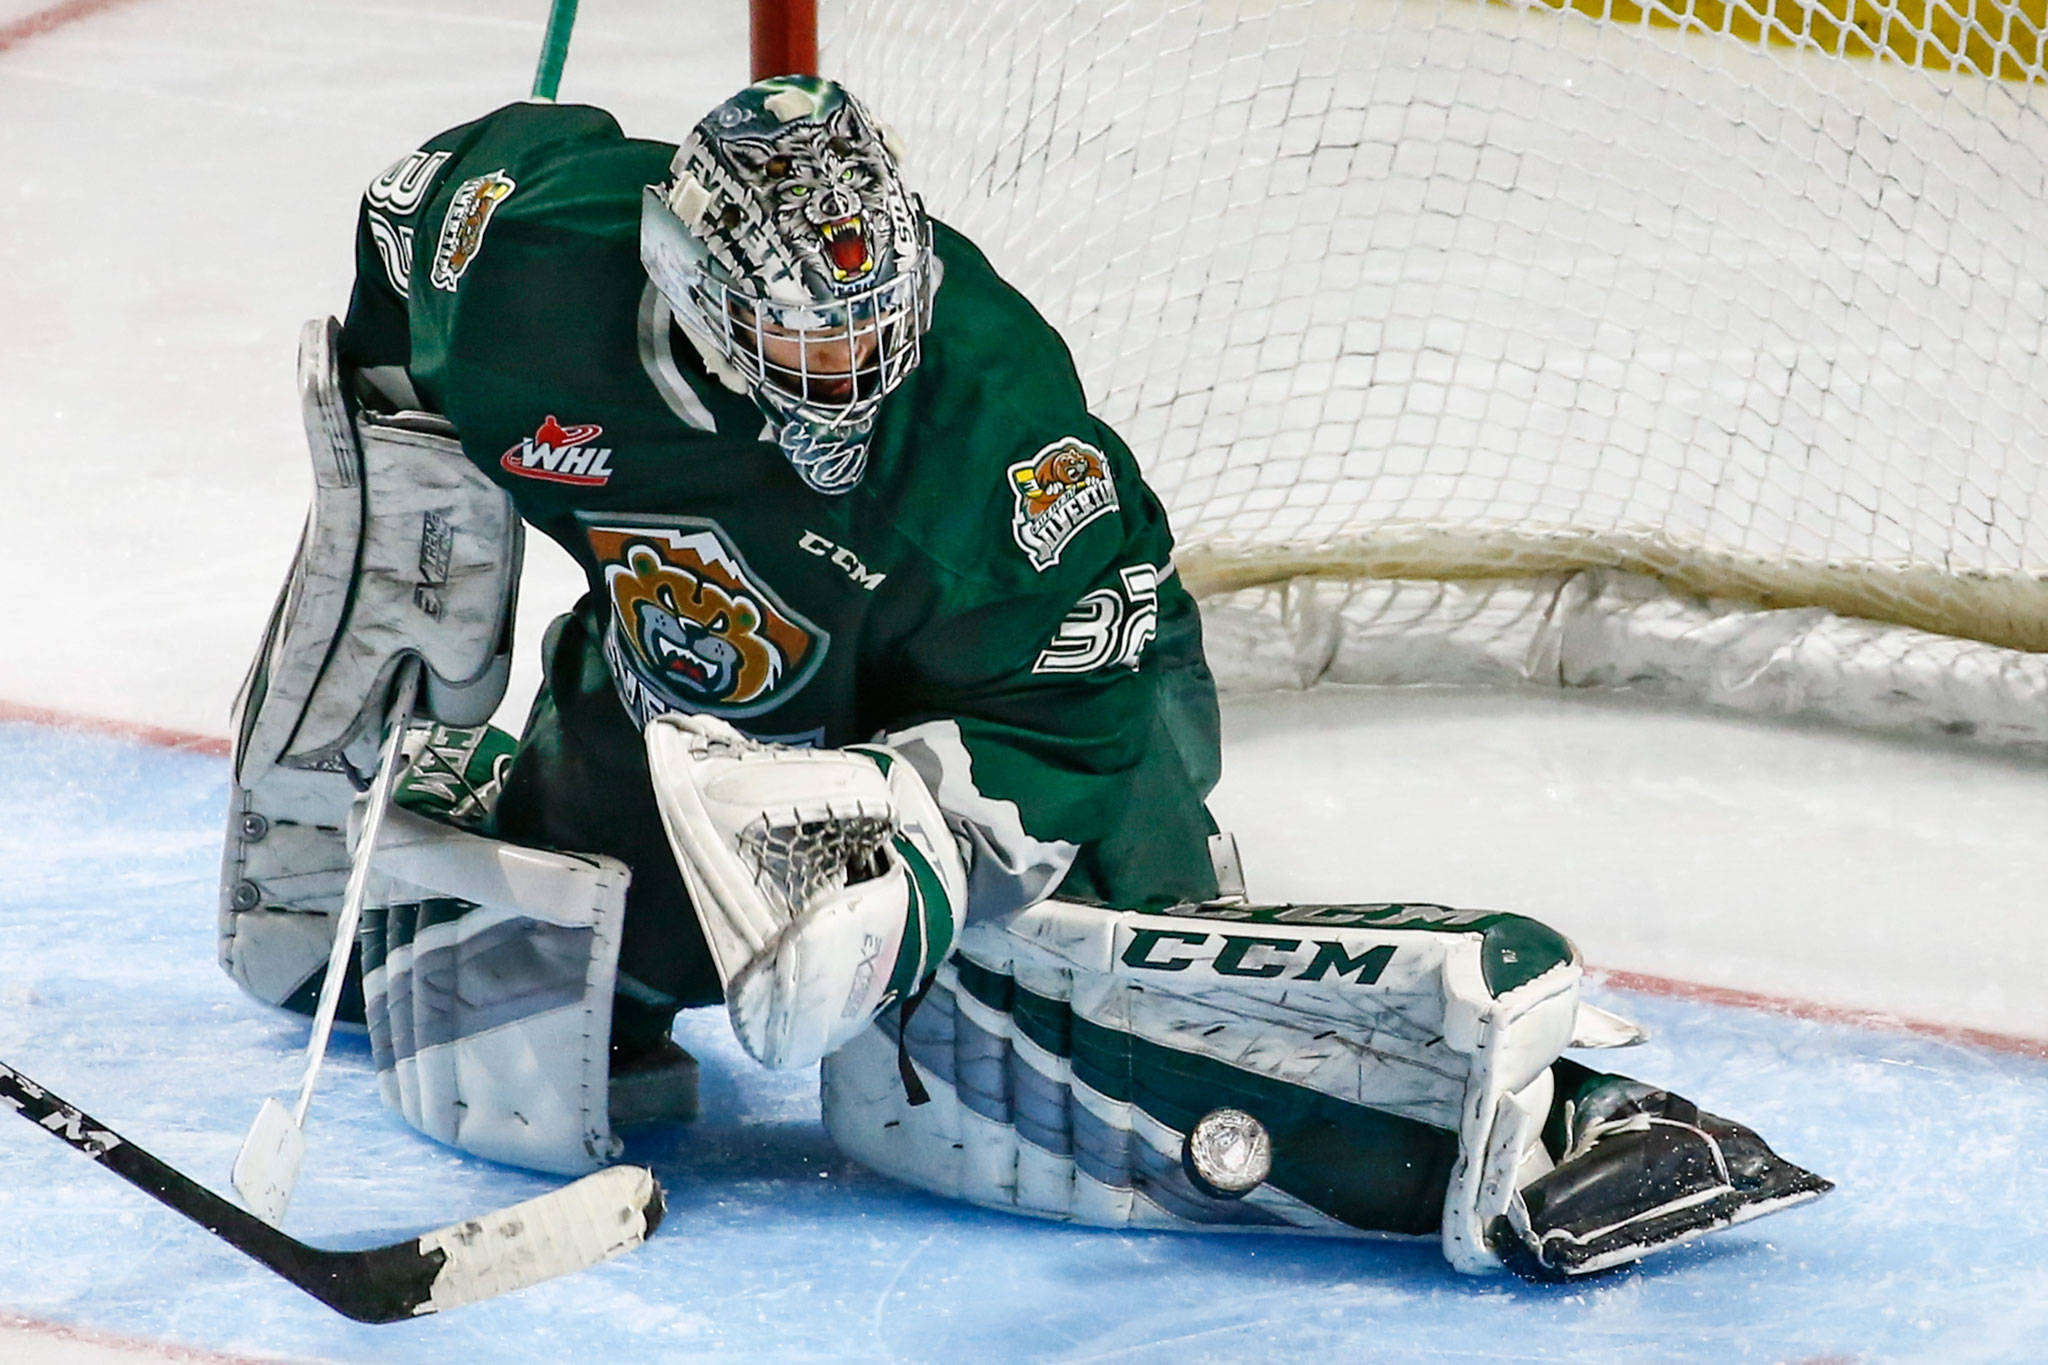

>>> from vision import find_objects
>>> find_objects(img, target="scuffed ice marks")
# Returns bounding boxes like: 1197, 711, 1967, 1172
0, 724, 2042, 1359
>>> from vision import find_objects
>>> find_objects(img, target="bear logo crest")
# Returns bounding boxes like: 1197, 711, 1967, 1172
583, 518, 826, 727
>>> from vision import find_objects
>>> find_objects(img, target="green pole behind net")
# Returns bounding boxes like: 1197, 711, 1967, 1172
531, 0, 580, 100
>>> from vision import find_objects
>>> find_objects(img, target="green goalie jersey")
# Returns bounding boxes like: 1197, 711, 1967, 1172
338, 100, 1223, 966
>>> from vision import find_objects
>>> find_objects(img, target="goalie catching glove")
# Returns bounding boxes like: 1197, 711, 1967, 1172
645, 714, 968, 1070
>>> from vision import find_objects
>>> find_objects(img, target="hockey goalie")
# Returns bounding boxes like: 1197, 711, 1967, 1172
218, 75, 1828, 1279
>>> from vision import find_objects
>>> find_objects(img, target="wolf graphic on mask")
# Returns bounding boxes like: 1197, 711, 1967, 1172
716, 96, 912, 296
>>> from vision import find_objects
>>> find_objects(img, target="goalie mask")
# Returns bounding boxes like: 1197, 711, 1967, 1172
641, 76, 939, 495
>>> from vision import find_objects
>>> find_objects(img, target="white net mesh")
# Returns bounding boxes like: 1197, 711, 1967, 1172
823, 0, 2048, 658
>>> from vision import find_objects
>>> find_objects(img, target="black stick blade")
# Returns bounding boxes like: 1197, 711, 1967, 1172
0, 1060, 664, 1324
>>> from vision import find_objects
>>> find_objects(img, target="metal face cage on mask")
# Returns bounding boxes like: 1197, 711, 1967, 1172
642, 187, 939, 494
637, 76, 942, 497
697, 237, 932, 426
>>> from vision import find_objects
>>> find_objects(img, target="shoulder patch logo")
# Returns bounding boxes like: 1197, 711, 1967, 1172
583, 517, 827, 727
430, 170, 516, 292
1008, 438, 1120, 571
501, 416, 615, 486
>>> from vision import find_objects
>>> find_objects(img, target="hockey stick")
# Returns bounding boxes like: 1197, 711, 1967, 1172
0, 1059, 665, 1323
233, 659, 419, 1226
530, 0, 579, 100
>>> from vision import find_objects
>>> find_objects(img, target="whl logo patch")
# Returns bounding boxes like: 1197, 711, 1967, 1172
502, 416, 615, 486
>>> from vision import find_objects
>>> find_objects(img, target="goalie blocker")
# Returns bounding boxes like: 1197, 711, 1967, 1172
220, 317, 522, 1019
821, 897, 1832, 1277
218, 319, 699, 1171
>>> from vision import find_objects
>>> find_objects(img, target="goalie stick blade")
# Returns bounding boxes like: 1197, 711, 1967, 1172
411, 1165, 667, 1317
233, 658, 420, 1231
0, 1060, 666, 1324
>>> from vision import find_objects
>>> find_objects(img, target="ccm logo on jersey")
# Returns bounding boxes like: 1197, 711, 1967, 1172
798, 530, 885, 590
1120, 928, 1396, 984
1008, 438, 1120, 571
502, 416, 615, 486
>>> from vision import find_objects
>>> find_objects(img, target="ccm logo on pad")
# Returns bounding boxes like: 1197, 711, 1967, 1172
1120, 928, 1396, 984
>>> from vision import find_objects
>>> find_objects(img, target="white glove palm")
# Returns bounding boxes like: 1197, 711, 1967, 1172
645, 714, 968, 1069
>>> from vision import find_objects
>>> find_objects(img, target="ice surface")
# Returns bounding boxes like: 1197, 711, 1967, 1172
1, 722, 2045, 1362
2, 0, 2046, 1358
1214, 686, 2048, 1040
0, 0, 742, 741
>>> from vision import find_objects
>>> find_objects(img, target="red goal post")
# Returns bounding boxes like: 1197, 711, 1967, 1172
750, 0, 818, 80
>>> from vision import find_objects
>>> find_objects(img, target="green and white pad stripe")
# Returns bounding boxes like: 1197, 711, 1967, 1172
821, 897, 1582, 1271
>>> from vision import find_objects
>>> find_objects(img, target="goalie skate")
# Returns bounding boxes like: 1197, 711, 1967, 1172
1489, 1078, 1834, 1279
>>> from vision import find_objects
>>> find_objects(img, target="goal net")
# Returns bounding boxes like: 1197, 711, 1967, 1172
821, 0, 2048, 748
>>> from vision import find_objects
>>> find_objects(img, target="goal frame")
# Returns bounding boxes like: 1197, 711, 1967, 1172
752, 0, 2048, 755
751, 0, 819, 79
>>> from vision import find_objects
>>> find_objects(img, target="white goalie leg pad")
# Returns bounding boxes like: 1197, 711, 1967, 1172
821, 898, 1582, 1271
356, 806, 629, 1175
221, 317, 523, 1013
644, 714, 967, 1071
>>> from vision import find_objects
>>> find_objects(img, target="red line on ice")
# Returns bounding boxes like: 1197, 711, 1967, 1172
0, 0, 147, 54
1591, 967, 2048, 1062
0, 700, 230, 757
3, 699, 2044, 1060
0, 1309, 291, 1363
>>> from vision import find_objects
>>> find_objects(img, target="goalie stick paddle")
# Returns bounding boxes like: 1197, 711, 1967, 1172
0, 1060, 666, 1324
233, 659, 420, 1226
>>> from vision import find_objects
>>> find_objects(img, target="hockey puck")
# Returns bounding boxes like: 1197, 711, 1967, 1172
1182, 1107, 1272, 1198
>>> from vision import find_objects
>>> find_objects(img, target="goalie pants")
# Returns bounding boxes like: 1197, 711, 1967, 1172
490, 603, 725, 1051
